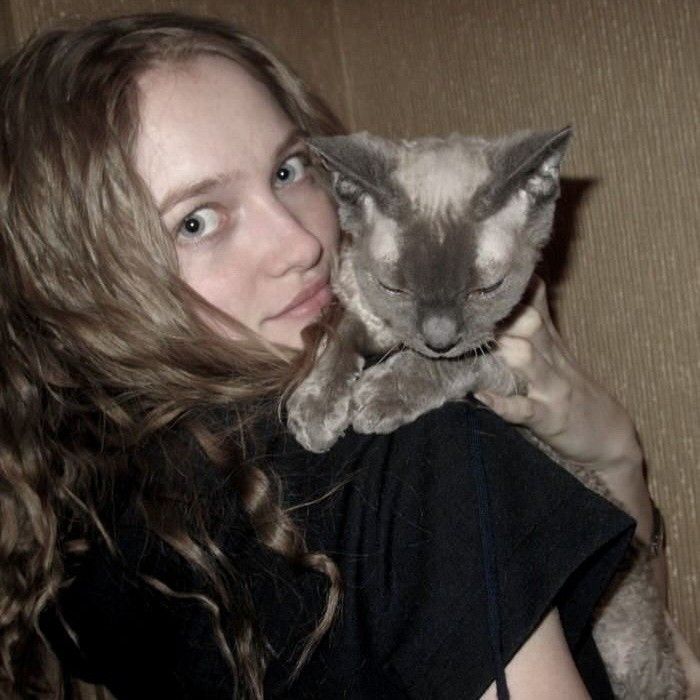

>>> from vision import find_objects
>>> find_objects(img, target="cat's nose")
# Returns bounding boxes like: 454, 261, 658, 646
421, 315, 458, 353
424, 339, 459, 353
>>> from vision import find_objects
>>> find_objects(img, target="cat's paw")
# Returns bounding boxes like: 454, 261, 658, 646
287, 381, 352, 453
351, 369, 412, 434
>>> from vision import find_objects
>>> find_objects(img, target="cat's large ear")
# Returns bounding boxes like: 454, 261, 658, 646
489, 126, 573, 205
308, 133, 398, 206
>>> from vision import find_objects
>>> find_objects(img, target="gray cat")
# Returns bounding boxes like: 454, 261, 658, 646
286, 128, 686, 698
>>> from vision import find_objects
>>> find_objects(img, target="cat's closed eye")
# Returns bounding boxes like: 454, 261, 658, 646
473, 277, 505, 295
376, 278, 409, 295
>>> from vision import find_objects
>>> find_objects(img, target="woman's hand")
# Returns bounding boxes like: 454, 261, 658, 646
474, 275, 643, 473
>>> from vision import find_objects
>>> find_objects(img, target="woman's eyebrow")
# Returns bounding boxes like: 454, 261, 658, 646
158, 128, 307, 216
275, 127, 306, 158
158, 173, 233, 215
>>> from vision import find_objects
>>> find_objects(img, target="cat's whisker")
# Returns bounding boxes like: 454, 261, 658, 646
376, 342, 402, 365
472, 338, 496, 360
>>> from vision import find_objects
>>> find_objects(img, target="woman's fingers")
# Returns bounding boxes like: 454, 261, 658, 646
496, 276, 580, 404
474, 386, 569, 439
527, 275, 551, 320
498, 280, 560, 362
474, 391, 538, 425
495, 335, 571, 407
496, 336, 547, 385
501, 306, 552, 361
523, 275, 578, 365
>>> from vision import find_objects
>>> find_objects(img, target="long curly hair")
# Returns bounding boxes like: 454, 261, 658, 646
0, 12, 343, 698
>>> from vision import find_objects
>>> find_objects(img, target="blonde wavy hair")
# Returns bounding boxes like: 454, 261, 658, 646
0, 12, 343, 698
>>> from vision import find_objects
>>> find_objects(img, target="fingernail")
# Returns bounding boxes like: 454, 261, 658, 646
473, 392, 493, 406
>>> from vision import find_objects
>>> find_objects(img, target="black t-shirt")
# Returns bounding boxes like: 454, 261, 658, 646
41, 401, 634, 698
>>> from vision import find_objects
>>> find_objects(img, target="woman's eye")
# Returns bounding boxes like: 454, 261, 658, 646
274, 153, 309, 188
177, 207, 223, 240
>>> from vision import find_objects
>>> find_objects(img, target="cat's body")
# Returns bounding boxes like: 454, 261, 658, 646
286, 128, 686, 698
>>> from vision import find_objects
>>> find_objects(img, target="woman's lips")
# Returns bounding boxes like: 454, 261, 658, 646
271, 279, 333, 321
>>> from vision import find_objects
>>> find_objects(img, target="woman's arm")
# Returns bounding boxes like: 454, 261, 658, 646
479, 609, 590, 700
474, 275, 700, 693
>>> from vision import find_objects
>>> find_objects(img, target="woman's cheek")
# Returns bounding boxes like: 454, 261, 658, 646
314, 191, 341, 254
283, 181, 340, 251
177, 236, 251, 317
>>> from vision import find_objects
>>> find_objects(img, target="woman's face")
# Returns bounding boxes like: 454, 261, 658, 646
134, 55, 339, 349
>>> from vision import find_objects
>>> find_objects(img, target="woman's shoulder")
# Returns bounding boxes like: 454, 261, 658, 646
277, 399, 630, 524
295, 396, 635, 549
281, 400, 635, 697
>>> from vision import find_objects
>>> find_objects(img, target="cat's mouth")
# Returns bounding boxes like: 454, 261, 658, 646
411, 337, 496, 360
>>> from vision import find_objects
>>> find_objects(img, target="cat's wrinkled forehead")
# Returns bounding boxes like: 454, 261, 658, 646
394, 135, 491, 218
313, 127, 570, 281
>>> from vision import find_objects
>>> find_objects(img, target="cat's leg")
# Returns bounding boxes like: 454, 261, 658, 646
286, 316, 365, 453
351, 351, 480, 434
591, 551, 687, 700
351, 347, 527, 437
519, 437, 686, 698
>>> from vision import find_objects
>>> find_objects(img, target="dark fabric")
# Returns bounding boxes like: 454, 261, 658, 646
41, 401, 635, 699
466, 407, 510, 699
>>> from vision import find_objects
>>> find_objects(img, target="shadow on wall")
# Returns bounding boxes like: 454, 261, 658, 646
537, 177, 596, 325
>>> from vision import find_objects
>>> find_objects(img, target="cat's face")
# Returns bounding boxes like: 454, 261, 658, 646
312, 128, 571, 357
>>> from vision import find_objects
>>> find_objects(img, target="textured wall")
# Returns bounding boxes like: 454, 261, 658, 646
2, 0, 698, 660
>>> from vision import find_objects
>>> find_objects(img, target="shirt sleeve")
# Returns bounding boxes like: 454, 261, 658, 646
299, 401, 635, 699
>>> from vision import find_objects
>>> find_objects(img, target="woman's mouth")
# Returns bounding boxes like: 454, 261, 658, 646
274, 282, 333, 319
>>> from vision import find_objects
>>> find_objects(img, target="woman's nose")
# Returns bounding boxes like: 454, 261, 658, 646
252, 196, 323, 276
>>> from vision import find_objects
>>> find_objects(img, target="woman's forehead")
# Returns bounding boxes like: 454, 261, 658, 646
135, 54, 292, 147
134, 54, 296, 206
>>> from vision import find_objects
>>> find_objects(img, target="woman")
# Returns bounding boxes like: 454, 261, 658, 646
0, 12, 691, 699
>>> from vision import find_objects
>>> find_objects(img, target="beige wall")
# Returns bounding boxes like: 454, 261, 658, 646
2, 0, 698, 658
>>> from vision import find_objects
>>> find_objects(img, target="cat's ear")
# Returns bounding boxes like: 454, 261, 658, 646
308, 133, 397, 205
492, 126, 573, 202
